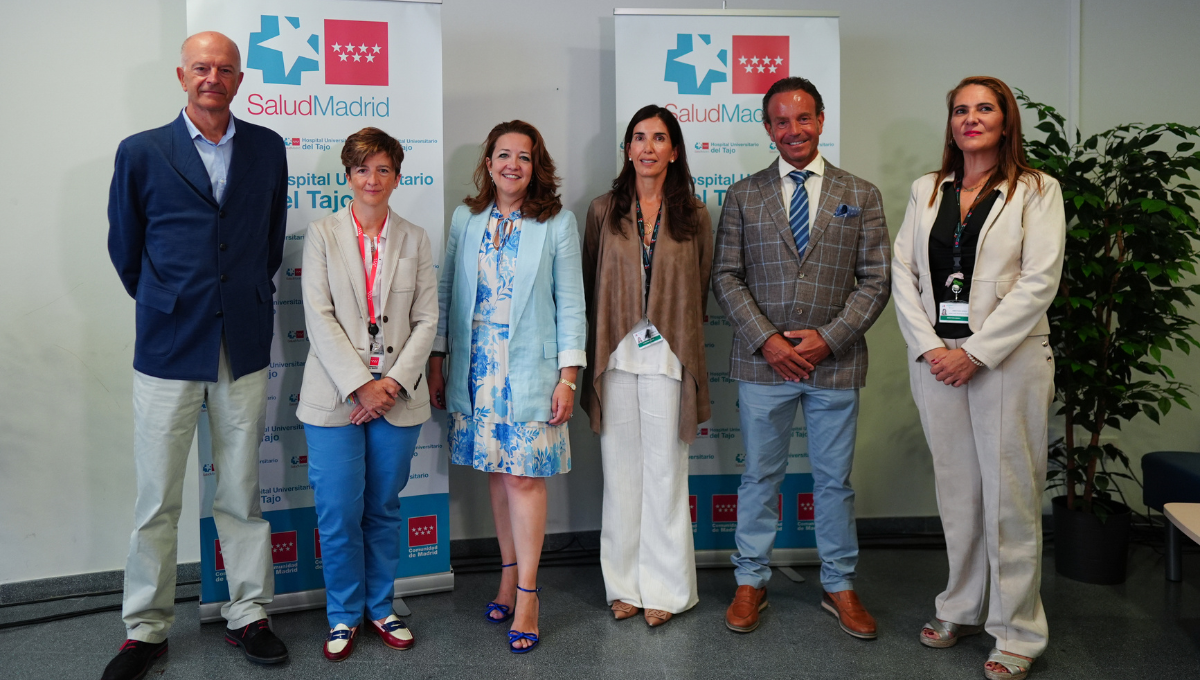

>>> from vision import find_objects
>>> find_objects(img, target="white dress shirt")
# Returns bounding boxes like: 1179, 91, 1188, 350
605, 264, 683, 380
778, 151, 825, 233
181, 109, 235, 204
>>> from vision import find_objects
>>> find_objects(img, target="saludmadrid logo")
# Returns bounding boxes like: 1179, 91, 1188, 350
662, 33, 789, 124
245, 15, 390, 118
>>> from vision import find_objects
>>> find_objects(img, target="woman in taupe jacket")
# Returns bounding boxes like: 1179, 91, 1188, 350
581, 105, 712, 627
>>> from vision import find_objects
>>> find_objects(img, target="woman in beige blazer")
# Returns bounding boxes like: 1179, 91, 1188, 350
581, 105, 712, 627
892, 77, 1065, 680
296, 128, 438, 661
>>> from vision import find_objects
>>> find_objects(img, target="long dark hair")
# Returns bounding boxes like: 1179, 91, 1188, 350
464, 120, 563, 222
608, 105, 703, 241
930, 76, 1042, 207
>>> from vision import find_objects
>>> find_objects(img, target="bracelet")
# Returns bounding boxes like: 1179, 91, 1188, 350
558, 378, 576, 391
964, 351, 984, 368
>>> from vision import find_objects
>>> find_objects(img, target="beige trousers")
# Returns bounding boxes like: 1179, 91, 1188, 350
598, 370, 699, 614
123, 344, 273, 642
908, 334, 1053, 658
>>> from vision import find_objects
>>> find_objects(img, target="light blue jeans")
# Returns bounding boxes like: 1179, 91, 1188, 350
732, 380, 860, 593
305, 416, 420, 628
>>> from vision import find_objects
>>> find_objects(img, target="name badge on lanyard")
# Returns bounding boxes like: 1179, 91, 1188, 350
939, 300, 970, 324
353, 206, 386, 374
941, 183, 975, 325
635, 322, 664, 349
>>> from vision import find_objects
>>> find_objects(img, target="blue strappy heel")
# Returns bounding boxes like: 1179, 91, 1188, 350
507, 585, 541, 654
484, 562, 518, 624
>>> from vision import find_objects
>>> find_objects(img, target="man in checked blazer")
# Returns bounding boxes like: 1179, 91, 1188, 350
713, 77, 891, 638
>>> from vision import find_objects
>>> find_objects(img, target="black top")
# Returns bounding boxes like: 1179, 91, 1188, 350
928, 182, 1001, 339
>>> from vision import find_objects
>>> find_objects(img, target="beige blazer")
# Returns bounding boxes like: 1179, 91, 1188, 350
891, 171, 1065, 368
296, 204, 438, 427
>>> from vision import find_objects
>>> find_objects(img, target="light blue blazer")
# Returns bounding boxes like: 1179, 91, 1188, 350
433, 204, 587, 423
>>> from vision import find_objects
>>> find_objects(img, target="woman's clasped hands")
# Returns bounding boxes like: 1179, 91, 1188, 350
923, 347, 980, 388
350, 377, 403, 425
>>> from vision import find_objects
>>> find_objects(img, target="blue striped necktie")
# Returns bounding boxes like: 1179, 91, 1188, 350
788, 170, 812, 259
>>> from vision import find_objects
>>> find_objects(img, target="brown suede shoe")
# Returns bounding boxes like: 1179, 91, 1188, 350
821, 590, 877, 639
725, 585, 768, 633
611, 601, 640, 620
644, 609, 672, 627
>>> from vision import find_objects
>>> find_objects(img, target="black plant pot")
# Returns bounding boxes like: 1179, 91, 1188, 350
1051, 495, 1132, 584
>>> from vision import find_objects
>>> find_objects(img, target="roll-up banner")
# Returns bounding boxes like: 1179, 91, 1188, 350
187, 0, 450, 621
615, 9, 840, 567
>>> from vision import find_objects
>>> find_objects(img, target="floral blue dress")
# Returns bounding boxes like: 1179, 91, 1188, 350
448, 208, 571, 477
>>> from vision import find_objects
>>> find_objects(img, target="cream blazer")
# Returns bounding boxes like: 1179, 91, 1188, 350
891, 171, 1065, 368
296, 205, 438, 427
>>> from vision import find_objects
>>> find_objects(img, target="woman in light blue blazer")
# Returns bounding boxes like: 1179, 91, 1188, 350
428, 120, 586, 654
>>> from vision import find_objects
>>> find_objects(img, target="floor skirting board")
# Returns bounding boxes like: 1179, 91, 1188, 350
196, 572, 455, 624
2, 517, 956, 606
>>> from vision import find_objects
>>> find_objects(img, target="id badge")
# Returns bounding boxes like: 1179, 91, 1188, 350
938, 300, 970, 324
369, 340, 385, 374
635, 323, 664, 349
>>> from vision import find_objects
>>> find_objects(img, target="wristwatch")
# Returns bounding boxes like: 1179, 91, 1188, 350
558, 378, 576, 391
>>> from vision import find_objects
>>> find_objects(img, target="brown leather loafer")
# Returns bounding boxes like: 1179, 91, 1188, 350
644, 609, 672, 627
725, 585, 768, 633
611, 601, 640, 620
821, 590, 877, 639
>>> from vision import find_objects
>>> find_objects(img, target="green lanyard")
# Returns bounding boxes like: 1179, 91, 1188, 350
635, 199, 661, 304
949, 181, 978, 300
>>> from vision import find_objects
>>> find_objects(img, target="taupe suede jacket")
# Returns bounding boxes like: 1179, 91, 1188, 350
581, 191, 712, 443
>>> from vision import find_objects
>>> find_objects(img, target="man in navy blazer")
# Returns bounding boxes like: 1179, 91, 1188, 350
103, 32, 289, 680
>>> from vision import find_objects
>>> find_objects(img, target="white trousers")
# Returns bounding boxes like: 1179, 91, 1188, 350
908, 335, 1054, 658
123, 344, 273, 642
598, 370, 698, 614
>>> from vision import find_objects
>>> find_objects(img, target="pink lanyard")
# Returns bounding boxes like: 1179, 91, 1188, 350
351, 206, 381, 334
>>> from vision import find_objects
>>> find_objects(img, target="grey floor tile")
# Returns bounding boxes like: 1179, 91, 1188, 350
1, 544, 1198, 679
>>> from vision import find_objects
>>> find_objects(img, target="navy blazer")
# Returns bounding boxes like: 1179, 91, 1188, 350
108, 113, 288, 381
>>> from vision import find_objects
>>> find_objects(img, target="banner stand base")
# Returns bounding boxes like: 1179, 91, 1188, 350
777, 566, 807, 582
199, 570, 454, 623
695, 548, 820, 569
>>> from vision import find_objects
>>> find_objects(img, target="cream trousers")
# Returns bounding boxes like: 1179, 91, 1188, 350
123, 344, 273, 642
599, 370, 698, 614
909, 334, 1054, 658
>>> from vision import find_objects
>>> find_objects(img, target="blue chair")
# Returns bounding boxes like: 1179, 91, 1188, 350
1142, 451, 1200, 581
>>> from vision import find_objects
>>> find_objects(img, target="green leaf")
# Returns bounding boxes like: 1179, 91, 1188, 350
1141, 199, 1168, 213
1143, 404, 1160, 423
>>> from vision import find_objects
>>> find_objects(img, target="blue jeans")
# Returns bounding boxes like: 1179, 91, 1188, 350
732, 380, 860, 592
305, 416, 420, 628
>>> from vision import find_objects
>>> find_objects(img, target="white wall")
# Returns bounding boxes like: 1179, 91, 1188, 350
1, 0, 1197, 584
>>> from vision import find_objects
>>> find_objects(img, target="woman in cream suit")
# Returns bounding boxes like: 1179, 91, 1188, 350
296, 127, 438, 661
428, 120, 586, 654
891, 77, 1065, 680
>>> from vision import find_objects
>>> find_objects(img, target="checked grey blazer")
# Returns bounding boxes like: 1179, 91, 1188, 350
712, 160, 891, 389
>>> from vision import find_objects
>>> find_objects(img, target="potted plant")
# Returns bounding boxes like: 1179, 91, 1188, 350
1017, 92, 1200, 584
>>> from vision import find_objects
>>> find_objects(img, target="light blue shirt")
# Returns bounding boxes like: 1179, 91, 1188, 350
181, 109, 236, 204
